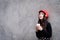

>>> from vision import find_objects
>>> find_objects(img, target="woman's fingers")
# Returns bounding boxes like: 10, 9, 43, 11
36, 24, 43, 31
36, 24, 40, 27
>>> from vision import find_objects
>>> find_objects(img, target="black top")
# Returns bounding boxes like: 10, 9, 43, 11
36, 21, 52, 39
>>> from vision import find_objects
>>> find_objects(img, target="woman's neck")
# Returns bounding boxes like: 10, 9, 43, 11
39, 19, 44, 22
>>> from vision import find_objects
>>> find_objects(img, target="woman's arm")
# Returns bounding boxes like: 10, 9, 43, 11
40, 22, 52, 38
36, 22, 52, 38
46, 22, 52, 38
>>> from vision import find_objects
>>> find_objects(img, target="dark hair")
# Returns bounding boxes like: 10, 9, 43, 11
39, 10, 46, 15
38, 10, 46, 22
38, 10, 47, 30
39, 10, 48, 19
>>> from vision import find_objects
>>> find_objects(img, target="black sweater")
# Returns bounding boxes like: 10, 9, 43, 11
36, 22, 52, 39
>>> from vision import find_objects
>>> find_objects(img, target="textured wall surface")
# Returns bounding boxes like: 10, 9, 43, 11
0, 0, 60, 40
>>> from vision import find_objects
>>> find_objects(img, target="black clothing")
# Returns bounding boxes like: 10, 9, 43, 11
36, 21, 52, 39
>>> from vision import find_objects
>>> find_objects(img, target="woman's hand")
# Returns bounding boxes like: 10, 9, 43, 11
36, 24, 43, 31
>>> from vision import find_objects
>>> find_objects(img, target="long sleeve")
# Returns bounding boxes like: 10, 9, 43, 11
41, 22, 52, 38
46, 22, 52, 38
36, 22, 52, 38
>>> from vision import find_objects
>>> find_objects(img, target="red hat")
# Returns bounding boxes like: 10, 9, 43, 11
39, 10, 49, 19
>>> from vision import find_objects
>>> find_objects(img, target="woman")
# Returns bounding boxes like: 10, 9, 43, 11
36, 10, 52, 40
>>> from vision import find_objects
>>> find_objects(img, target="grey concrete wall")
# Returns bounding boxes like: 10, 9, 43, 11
0, 0, 60, 40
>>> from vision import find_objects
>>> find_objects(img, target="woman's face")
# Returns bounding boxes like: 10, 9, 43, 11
38, 12, 44, 20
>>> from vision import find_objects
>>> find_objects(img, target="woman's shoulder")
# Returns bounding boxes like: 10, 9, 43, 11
47, 21, 51, 25
46, 21, 51, 25
46, 21, 51, 28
